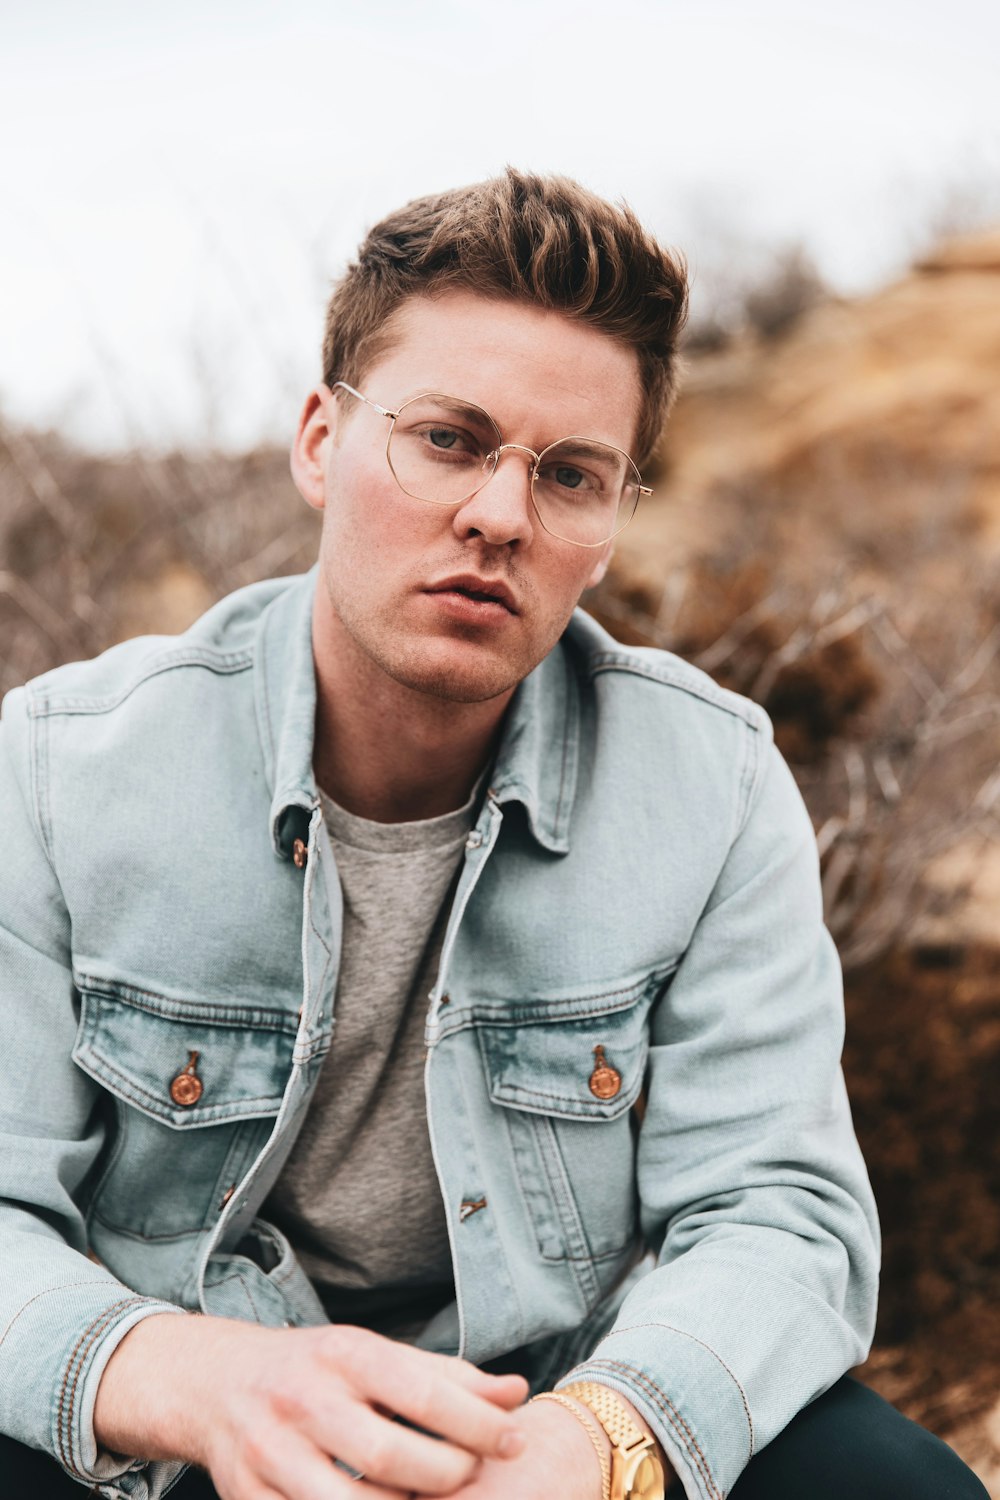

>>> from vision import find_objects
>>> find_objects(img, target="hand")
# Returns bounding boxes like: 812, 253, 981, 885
94, 1313, 529, 1499
445, 1388, 677, 1500
444, 1395, 607, 1500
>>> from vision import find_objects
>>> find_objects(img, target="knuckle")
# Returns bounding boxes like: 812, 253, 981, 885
267, 1382, 309, 1424
320, 1322, 365, 1364
318, 1322, 349, 1354
439, 1449, 481, 1493
362, 1427, 394, 1474
241, 1429, 272, 1473
405, 1381, 435, 1427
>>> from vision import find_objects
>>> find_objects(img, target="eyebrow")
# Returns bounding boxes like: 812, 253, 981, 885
546, 438, 624, 464
404, 393, 500, 427
404, 392, 630, 462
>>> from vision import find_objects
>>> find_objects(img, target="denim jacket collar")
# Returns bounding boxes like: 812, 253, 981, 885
487, 625, 579, 854
256, 569, 320, 861
255, 568, 580, 860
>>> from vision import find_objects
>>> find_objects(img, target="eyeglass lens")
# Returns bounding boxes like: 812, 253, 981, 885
386, 395, 640, 546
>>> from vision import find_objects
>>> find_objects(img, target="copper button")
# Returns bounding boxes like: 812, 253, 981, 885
292, 838, 308, 869
588, 1044, 622, 1101
169, 1049, 204, 1107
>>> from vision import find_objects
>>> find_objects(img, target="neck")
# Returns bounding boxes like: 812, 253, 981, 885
310, 611, 512, 824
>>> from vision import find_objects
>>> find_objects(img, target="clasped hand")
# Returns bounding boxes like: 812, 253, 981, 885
182, 1321, 605, 1500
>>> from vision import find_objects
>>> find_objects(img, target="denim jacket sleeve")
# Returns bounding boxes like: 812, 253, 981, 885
556, 724, 881, 1500
0, 688, 187, 1497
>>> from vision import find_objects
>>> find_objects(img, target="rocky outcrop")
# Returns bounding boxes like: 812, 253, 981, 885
619, 227, 1000, 576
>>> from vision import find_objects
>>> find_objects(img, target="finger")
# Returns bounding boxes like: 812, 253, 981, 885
237, 1427, 412, 1500
474, 1373, 530, 1409
357, 1485, 413, 1500
425, 1353, 529, 1407
319, 1335, 526, 1462
206, 1472, 286, 1500
392, 1349, 530, 1427
398, 1377, 528, 1459
311, 1403, 481, 1495
320, 1328, 526, 1411
329, 1474, 405, 1500
346, 1362, 525, 1463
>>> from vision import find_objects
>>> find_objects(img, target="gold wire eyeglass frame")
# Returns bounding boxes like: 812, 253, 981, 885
330, 380, 651, 548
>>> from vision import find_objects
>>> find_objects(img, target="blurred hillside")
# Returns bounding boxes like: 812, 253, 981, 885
598, 227, 1000, 967
1, 229, 998, 1493
589, 229, 1000, 1493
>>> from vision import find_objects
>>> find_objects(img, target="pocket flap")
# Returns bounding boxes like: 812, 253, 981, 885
72, 976, 297, 1129
477, 1000, 649, 1122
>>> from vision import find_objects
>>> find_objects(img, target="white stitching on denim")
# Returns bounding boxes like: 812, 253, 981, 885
588, 654, 768, 730
74, 978, 299, 1032
571, 1356, 723, 1500
592, 1319, 755, 1457
73, 1047, 286, 1122
57, 1296, 150, 1476
0, 1280, 113, 1349
733, 716, 764, 845
208, 1271, 263, 1322
29, 649, 254, 719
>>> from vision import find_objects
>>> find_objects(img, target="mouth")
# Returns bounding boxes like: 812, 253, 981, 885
425, 576, 519, 614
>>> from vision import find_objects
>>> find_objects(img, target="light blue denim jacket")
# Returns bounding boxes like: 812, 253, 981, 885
0, 568, 879, 1499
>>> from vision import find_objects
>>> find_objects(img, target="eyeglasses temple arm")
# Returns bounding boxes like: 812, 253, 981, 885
331, 380, 398, 420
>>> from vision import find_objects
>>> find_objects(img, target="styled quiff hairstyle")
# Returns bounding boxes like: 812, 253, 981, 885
321, 168, 688, 466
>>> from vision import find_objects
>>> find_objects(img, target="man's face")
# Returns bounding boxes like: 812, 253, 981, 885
296, 289, 643, 706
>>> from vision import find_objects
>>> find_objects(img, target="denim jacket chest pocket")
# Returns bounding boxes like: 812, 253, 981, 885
474, 977, 659, 1264
71, 977, 297, 1242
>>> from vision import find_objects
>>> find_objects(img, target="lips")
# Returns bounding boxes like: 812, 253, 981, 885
425, 575, 518, 613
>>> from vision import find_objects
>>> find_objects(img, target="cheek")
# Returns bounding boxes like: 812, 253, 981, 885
538, 555, 605, 618
321, 455, 399, 549
319, 467, 447, 592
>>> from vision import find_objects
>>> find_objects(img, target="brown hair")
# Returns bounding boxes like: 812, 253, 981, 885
321, 168, 688, 466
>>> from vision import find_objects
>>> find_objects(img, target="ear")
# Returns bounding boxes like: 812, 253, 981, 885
290, 385, 337, 511
584, 540, 614, 591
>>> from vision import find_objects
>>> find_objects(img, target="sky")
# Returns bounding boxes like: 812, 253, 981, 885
1, 0, 998, 452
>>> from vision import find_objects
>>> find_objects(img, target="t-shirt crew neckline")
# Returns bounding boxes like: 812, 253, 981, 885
318, 773, 487, 855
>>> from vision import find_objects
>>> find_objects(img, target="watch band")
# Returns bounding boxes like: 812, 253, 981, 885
558, 1381, 666, 1500
531, 1391, 611, 1500
560, 1381, 648, 1449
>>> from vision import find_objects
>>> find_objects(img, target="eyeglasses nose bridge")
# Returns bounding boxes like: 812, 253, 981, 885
484, 442, 541, 478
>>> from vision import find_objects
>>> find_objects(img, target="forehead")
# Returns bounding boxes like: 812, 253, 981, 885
362, 289, 642, 454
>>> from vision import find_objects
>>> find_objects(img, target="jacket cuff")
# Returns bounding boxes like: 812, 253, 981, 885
555, 1321, 751, 1500
40, 1289, 189, 1497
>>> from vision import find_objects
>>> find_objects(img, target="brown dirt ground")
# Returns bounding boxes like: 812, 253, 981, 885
844, 944, 1000, 1491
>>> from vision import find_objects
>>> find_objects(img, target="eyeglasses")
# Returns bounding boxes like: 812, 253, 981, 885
330, 381, 651, 548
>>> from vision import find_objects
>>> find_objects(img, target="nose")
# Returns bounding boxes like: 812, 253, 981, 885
452, 446, 537, 548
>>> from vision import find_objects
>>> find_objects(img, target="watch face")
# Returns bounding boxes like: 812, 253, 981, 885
626, 1450, 666, 1500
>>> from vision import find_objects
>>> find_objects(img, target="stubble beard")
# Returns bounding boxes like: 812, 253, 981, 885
364, 613, 533, 704
324, 573, 537, 706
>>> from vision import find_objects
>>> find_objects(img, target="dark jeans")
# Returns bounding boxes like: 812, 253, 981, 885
0, 1376, 988, 1498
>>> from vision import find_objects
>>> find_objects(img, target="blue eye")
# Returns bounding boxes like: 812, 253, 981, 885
429, 428, 460, 450
554, 465, 585, 490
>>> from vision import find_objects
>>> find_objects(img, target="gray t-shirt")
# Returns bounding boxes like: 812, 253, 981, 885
263, 783, 479, 1339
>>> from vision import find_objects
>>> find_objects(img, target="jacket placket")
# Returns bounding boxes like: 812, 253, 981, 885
193, 803, 338, 1313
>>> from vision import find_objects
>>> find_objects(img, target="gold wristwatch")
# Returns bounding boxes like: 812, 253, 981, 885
559, 1381, 667, 1499
560, 1380, 668, 1500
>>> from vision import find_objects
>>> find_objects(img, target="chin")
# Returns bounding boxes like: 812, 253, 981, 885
397, 664, 521, 705
387, 642, 529, 704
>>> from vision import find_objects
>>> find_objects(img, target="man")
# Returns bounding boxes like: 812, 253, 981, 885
0, 171, 987, 1500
